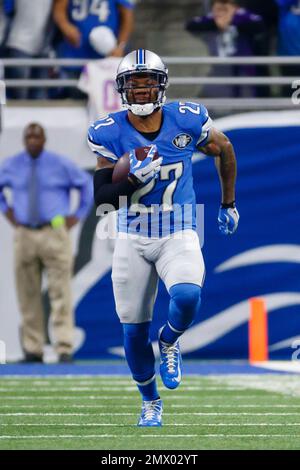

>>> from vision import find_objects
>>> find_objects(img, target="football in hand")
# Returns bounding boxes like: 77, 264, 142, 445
112, 145, 160, 184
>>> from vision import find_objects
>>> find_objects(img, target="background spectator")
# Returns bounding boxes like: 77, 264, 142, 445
53, 0, 135, 72
4, 0, 54, 99
0, 123, 93, 363
186, 0, 265, 97
241, 0, 278, 47
275, 0, 300, 96
0, 1, 9, 54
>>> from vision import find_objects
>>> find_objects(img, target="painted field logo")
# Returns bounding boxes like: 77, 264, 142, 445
172, 133, 192, 149
0, 340, 6, 364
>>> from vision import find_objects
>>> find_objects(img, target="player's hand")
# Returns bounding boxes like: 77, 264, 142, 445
65, 215, 79, 230
218, 205, 239, 235
5, 208, 18, 227
109, 45, 125, 57
128, 145, 162, 186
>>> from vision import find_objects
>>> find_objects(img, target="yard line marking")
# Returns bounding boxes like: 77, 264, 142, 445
0, 434, 299, 439
0, 395, 281, 400
0, 435, 198, 439
1, 412, 300, 416
0, 386, 245, 392
2, 423, 300, 427
1, 404, 300, 409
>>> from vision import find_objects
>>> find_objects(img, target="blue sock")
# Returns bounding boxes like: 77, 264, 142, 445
160, 283, 201, 344
123, 322, 159, 401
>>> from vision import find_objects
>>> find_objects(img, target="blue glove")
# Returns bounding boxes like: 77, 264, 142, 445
218, 205, 239, 235
129, 145, 162, 185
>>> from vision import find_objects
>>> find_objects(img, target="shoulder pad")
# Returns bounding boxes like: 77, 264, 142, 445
87, 113, 124, 161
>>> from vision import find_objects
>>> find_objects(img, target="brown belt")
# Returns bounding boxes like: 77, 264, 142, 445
20, 223, 52, 230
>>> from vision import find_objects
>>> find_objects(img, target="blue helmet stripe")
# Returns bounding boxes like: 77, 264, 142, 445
137, 48, 147, 66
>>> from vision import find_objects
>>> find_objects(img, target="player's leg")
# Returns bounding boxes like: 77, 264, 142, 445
112, 236, 162, 426
155, 229, 205, 389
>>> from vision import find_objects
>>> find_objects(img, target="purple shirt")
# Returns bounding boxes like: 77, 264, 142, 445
186, 8, 264, 56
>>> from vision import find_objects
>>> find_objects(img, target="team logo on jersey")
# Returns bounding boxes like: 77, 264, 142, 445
172, 133, 193, 149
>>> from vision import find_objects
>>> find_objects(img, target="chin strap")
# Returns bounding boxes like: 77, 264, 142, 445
128, 103, 158, 116
124, 95, 166, 116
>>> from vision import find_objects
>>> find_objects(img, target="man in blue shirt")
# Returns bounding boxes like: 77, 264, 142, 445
0, 123, 93, 363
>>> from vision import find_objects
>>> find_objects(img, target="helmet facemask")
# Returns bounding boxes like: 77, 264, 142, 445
116, 70, 168, 116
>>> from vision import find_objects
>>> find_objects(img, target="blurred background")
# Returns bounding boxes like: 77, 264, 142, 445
0, 0, 299, 363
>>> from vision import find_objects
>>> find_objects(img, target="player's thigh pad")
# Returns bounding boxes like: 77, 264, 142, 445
155, 229, 205, 292
111, 237, 158, 323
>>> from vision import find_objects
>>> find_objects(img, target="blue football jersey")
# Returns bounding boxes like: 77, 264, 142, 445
88, 101, 212, 236
58, 0, 135, 59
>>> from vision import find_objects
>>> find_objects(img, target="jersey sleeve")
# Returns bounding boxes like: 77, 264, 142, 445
87, 116, 120, 163
117, 0, 136, 9
196, 104, 213, 147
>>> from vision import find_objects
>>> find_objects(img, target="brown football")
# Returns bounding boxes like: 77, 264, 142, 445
112, 146, 159, 184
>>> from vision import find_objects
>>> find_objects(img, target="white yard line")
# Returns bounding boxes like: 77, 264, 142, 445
0, 434, 299, 439
210, 375, 300, 398
0, 386, 244, 392
0, 404, 299, 409
0, 434, 196, 439
1, 423, 300, 427
1, 412, 299, 416
0, 395, 280, 400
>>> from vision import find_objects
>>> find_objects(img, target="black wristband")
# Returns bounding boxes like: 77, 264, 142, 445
128, 173, 143, 188
221, 201, 236, 209
93, 168, 137, 210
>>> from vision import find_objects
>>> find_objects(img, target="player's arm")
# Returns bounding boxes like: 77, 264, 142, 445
201, 128, 236, 205
53, 0, 81, 47
198, 128, 239, 235
110, 5, 135, 57
93, 152, 161, 211
93, 156, 137, 211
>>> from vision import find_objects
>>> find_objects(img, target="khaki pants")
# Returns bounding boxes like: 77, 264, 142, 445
14, 225, 74, 357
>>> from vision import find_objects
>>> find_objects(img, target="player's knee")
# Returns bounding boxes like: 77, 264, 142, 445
170, 283, 201, 312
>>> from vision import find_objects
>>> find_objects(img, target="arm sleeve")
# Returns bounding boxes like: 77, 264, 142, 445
186, 15, 217, 33
196, 105, 213, 147
117, 0, 136, 9
64, 160, 94, 219
94, 168, 137, 210
0, 160, 11, 213
232, 13, 265, 35
87, 126, 119, 163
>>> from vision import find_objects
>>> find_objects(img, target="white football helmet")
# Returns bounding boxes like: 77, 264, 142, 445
116, 49, 168, 116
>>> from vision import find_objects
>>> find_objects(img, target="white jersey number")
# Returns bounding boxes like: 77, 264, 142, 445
93, 116, 115, 130
129, 162, 184, 214
179, 102, 201, 115
72, 0, 110, 22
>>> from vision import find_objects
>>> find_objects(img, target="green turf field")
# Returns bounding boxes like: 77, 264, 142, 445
0, 374, 300, 450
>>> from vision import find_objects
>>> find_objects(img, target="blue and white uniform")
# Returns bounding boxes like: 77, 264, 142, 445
88, 101, 210, 322
58, 0, 135, 59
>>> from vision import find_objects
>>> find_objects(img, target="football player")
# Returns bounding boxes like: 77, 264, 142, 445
88, 49, 239, 427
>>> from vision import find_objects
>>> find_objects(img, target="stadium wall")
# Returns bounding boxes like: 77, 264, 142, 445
0, 106, 299, 361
